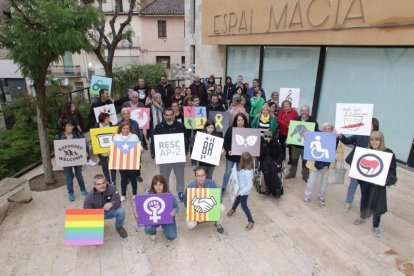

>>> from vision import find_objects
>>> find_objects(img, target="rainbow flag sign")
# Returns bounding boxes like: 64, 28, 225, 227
186, 188, 221, 222
183, 106, 207, 129
65, 209, 104, 246
108, 140, 141, 170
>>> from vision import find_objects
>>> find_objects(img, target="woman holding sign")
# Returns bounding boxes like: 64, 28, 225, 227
198, 120, 219, 180
113, 121, 142, 203
144, 175, 178, 242
353, 131, 397, 238
222, 113, 249, 195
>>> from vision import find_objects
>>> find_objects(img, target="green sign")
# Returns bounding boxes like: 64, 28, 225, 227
286, 120, 316, 146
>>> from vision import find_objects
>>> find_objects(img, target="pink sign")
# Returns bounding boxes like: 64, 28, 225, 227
129, 107, 150, 130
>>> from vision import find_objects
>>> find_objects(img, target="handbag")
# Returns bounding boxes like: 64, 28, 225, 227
328, 161, 347, 184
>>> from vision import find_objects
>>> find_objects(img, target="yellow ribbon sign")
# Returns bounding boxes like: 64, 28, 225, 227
215, 114, 223, 129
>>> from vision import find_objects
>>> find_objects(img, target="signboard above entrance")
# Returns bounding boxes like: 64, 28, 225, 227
202, 0, 414, 46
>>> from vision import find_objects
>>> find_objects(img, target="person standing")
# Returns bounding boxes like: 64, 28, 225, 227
88, 89, 113, 128
353, 131, 397, 238
285, 105, 319, 182
190, 75, 208, 106
96, 112, 117, 185
133, 78, 149, 105
151, 108, 189, 202
156, 75, 174, 108
277, 100, 298, 163
246, 78, 266, 100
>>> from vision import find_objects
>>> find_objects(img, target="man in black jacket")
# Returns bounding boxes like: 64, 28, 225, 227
190, 75, 208, 106
156, 75, 174, 108
285, 104, 319, 182
83, 174, 127, 238
151, 108, 189, 202
88, 89, 113, 128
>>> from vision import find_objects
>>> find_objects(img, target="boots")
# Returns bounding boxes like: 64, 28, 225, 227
273, 188, 283, 198
285, 166, 297, 179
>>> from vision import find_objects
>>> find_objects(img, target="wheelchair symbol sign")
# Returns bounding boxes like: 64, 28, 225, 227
304, 132, 336, 162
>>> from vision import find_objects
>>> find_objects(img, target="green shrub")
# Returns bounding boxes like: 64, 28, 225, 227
112, 63, 166, 98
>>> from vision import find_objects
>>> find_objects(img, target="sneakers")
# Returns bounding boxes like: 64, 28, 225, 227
68, 193, 75, 201
132, 195, 136, 201
344, 203, 352, 212
137, 176, 143, 182
121, 196, 125, 203
116, 226, 128, 238
372, 227, 381, 238
353, 218, 366, 225
246, 222, 254, 230
227, 209, 236, 217
214, 222, 224, 234
318, 198, 325, 205
86, 159, 97, 166
81, 190, 88, 197
178, 192, 184, 202
303, 198, 310, 205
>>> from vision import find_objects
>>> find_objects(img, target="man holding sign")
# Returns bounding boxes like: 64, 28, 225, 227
152, 108, 189, 202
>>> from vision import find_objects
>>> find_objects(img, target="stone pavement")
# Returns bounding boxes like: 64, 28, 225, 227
0, 148, 413, 276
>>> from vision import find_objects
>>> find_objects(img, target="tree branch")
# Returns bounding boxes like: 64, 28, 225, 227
7, 0, 42, 30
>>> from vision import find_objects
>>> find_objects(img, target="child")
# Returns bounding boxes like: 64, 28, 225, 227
227, 152, 255, 230
144, 175, 179, 241
55, 120, 88, 201
198, 120, 219, 180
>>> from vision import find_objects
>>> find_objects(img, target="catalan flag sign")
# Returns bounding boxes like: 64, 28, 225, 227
108, 140, 141, 170
65, 209, 104, 246
186, 188, 221, 222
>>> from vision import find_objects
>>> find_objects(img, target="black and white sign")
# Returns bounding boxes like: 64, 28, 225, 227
231, 128, 261, 157
191, 132, 224, 166
154, 133, 186, 164
54, 138, 87, 167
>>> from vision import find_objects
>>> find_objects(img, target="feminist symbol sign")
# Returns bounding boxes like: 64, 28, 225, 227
135, 194, 173, 225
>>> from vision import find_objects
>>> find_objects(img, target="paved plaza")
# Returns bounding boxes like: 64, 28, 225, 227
0, 148, 413, 276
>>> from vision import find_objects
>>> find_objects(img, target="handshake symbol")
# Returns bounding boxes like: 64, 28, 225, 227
191, 196, 217, 213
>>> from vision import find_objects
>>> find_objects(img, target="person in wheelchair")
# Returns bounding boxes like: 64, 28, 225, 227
260, 130, 284, 197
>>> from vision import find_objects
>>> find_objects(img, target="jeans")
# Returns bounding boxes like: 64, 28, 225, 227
232, 195, 254, 223
222, 159, 240, 191
304, 167, 329, 200
64, 166, 86, 194
359, 181, 372, 219
144, 221, 177, 240
291, 146, 309, 179
119, 170, 138, 196
160, 162, 185, 193
373, 213, 381, 228
98, 155, 117, 183
345, 177, 359, 204
105, 207, 125, 228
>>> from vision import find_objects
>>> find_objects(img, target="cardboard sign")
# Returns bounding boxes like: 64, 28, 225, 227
184, 106, 207, 129
335, 103, 374, 136
186, 188, 221, 221
129, 107, 150, 130
108, 140, 141, 170
208, 111, 231, 133
89, 75, 112, 96
286, 121, 316, 146
93, 104, 117, 125
304, 132, 337, 162
153, 133, 186, 164
54, 138, 87, 167
280, 88, 300, 108
191, 132, 224, 166
349, 147, 393, 186
135, 194, 174, 226
231, 128, 261, 157
90, 127, 118, 154
65, 209, 104, 246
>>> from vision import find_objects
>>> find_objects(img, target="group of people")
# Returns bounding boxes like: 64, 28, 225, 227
57, 74, 397, 240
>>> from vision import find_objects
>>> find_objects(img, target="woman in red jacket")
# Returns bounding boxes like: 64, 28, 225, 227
277, 100, 298, 163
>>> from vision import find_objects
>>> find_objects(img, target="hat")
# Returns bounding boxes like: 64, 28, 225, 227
263, 130, 272, 137
232, 94, 241, 102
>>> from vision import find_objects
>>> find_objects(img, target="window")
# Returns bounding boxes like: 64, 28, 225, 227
75, 82, 84, 90
158, 20, 167, 38
115, 0, 123, 12
156, 56, 170, 69
227, 46, 260, 86
181, 56, 185, 64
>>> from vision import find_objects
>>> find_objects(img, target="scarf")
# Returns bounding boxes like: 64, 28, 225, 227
260, 114, 270, 124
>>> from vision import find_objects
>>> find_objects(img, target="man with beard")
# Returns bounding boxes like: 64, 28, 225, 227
190, 75, 208, 106
133, 78, 149, 105
151, 108, 189, 202
156, 75, 174, 108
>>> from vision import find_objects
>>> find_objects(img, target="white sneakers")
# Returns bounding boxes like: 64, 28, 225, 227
344, 203, 352, 212
86, 159, 97, 166
121, 196, 125, 203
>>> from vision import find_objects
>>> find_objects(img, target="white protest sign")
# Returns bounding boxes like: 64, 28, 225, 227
154, 133, 186, 164
54, 138, 87, 167
335, 103, 373, 136
93, 104, 118, 125
349, 147, 393, 186
191, 132, 224, 166
280, 88, 300, 108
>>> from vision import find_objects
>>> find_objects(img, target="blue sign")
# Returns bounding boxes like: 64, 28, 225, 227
304, 132, 336, 162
